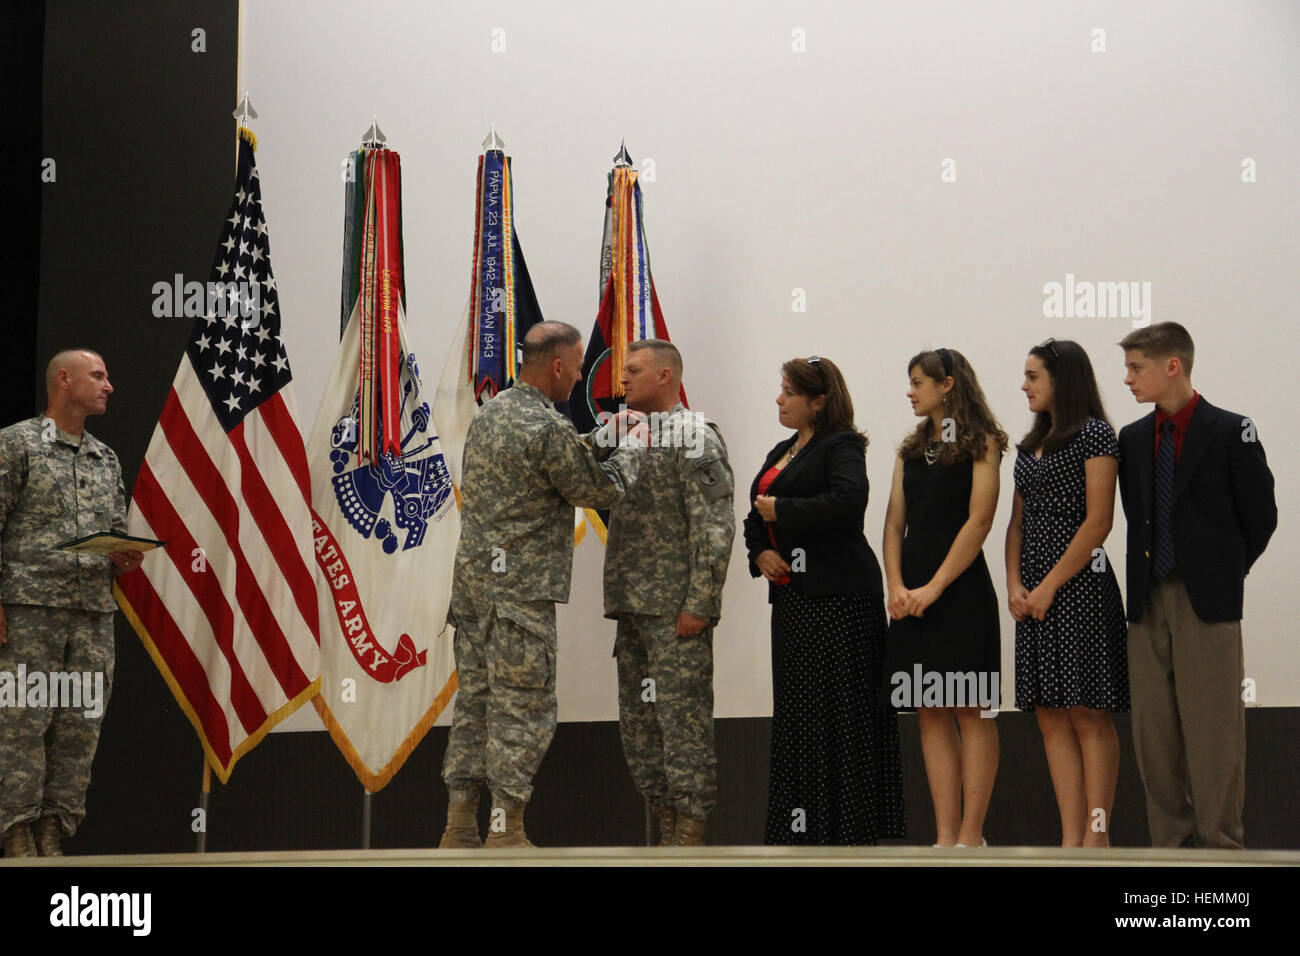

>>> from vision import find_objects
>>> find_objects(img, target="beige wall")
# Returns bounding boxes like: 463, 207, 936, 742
246, 0, 1300, 723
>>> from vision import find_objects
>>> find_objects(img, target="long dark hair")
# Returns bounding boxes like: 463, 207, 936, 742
1016, 339, 1109, 456
898, 348, 1008, 464
781, 356, 867, 449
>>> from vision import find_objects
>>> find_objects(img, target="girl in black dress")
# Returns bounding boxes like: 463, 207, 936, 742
1005, 339, 1128, 847
744, 356, 904, 845
883, 348, 1007, 848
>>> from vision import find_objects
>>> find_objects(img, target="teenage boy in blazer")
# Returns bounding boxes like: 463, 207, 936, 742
1116, 322, 1276, 849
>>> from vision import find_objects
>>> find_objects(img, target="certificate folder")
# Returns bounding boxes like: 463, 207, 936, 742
56, 533, 166, 555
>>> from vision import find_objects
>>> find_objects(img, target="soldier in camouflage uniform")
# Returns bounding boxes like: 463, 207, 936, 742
440, 322, 647, 850
602, 340, 735, 846
0, 351, 141, 859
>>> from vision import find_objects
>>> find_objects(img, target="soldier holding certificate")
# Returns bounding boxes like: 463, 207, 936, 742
0, 350, 139, 858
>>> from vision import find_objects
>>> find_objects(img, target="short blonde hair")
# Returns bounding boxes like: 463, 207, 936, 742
45, 349, 101, 396
628, 338, 682, 379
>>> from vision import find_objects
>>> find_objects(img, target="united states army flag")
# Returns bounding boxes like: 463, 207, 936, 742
309, 147, 459, 790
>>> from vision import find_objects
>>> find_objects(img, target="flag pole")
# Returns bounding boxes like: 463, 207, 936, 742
361, 116, 387, 148
350, 131, 377, 852
196, 760, 211, 853
232, 92, 257, 167
350, 131, 375, 852
620, 138, 646, 848
204, 96, 252, 856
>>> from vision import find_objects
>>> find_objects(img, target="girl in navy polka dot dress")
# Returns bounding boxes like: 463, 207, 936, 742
1006, 338, 1129, 847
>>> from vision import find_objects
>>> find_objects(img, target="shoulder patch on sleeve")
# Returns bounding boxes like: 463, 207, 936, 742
686, 443, 733, 501
696, 460, 729, 498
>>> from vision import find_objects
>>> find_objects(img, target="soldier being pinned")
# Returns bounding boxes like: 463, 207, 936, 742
0, 350, 140, 858
601, 339, 735, 846
438, 322, 648, 849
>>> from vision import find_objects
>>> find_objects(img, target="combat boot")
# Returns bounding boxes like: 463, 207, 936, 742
674, 815, 707, 847
33, 817, 62, 857
3, 822, 37, 859
437, 798, 482, 849
483, 804, 533, 849
652, 804, 676, 846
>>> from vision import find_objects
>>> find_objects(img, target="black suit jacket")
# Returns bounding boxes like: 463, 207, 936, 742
1117, 396, 1276, 623
743, 428, 884, 602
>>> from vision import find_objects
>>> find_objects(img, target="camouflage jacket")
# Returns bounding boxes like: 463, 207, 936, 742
602, 404, 735, 621
451, 382, 645, 617
0, 416, 127, 612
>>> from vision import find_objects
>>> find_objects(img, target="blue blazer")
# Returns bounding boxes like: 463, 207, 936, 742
1116, 396, 1276, 623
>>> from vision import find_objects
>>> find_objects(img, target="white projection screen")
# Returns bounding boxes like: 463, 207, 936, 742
242, 0, 1298, 728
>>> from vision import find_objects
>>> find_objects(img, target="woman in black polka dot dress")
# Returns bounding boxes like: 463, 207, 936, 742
743, 356, 904, 846
1007, 339, 1129, 847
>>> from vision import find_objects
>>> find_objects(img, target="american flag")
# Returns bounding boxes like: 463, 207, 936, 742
116, 128, 321, 782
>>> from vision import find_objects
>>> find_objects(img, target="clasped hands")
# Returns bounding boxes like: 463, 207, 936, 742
1007, 582, 1056, 622
889, 580, 1058, 621
887, 582, 943, 620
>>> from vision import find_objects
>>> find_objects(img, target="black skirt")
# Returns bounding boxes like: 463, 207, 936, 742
882, 456, 1002, 711
765, 587, 906, 845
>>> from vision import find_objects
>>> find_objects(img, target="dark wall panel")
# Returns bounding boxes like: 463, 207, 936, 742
39, 0, 242, 856
69, 711, 1300, 853
39, 0, 238, 485
0, 0, 43, 422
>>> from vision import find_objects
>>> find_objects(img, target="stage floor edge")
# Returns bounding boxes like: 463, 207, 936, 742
3, 846, 1296, 867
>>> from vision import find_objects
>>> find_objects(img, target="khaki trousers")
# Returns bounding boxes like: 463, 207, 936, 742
1127, 575, 1245, 849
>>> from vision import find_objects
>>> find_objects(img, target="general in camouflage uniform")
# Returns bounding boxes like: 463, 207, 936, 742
1, 350, 138, 859
440, 322, 646, 849
602, 339, 735, 846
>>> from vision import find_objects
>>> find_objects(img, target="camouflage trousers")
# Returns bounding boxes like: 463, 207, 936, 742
615, 614, 716, 819
442, 601, 557, 809
0, 604, 114, 838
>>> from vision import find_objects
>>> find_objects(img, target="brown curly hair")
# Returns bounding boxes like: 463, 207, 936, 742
897, 348, 1008, 464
